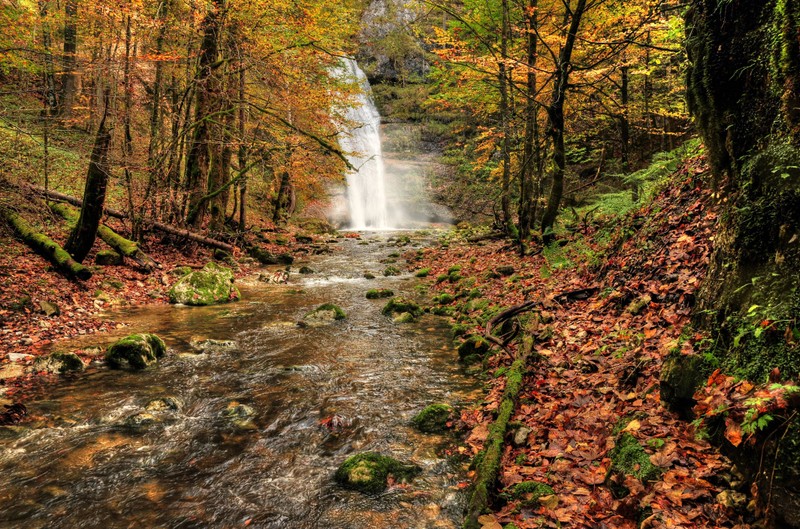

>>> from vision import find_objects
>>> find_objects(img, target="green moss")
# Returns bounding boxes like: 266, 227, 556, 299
383, 266, 401, 277
433, 293, 455, 305
304, 303, 347, 324
436, 274, 449, 284
366, 289, 394, 300
94, 249, 122, 266
609, 432, 662, 483
334, 452, 420, 494
106, 333, 166, 370
382, 297, 423, 319
458, 335, 491, 363
412, 404, 454, 433
168, 262, 239, 306
415, 268, 431, 278
502, 481, 555, 507
33, 351, 85, 374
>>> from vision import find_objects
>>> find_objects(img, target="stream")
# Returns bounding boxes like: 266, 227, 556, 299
0, 233, 478, 529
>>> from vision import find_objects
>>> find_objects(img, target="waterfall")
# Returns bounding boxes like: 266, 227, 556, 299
338, 59, 391, 230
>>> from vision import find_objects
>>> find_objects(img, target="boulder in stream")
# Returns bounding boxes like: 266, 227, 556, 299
168, 262, 240, 306
222, 401, 257, 431
412, 404, 455, 433
381, 297, 423, 323
366, 289, 394, 300
124, 412, 158, 431
334, 452, 421, 494
189, 338, 237, 354
32, 352, 85, 374
301, 304, 347, 326
106, 333, 166, 370
146, 397, 184, 412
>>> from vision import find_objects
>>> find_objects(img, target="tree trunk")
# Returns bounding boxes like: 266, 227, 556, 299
39, 1, 57, 115
498, 0, 513, 235
50, 203, 157, 271
518, 0, 540, 249
64, 102, 112, 262
185, 0, 226, 228
237, 56, 248, 232
541, 0, 588, 242
58, 0, 78, 119
1, 207, 91, 281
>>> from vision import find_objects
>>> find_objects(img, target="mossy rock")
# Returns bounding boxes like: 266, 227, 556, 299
660, 352, 709, 418
415, 268, 430, 278
382, 297, 423, 321
433, 293, 455, 305
364, 272, 376, 280
366, 289, 394, 300
496, 265, 515, 276
32, 351, 85, 374
303, 304, 347, 326
124, 412, 158, 431
106, 333, 167, 370
383, 266, 401, 277
222, 401, 257, 431
458, 335, 491, 363
168, 262, 240, 306
145, 396, 184, 412
95, 250, 123, 266
299, 266, 315, 275
608, 432, 662, 492
334, 452, 421, 494
412, 404, 454, 433
502, 481, 555, 507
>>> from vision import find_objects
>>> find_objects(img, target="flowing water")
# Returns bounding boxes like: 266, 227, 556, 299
0, 234, 478, 529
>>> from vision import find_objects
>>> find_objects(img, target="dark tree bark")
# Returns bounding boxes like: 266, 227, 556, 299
541, 0, 588, 241
185, 0, 226, 227
38, 1, 57, 115
64, 102, 112, 263
518, 0, 541, 250
58, 0, 78, 118
498, 0, 513, 234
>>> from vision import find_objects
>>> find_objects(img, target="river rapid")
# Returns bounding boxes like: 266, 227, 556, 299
0, 233, 478, 529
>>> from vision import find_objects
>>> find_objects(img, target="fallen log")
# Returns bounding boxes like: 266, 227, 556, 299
463, 342, 532, 529
50, 202, 159, 272
484, 300, 539, 354
29, 185, 234, 253
0, 207, 91, 280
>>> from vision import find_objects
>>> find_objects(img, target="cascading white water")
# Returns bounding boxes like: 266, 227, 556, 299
338, 59, 391, 230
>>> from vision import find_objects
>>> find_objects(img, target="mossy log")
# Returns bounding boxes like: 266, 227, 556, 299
29, 185, 234, 253
463, 347, 530, 529
50, 202, 158, 272
0, 207, 91, 280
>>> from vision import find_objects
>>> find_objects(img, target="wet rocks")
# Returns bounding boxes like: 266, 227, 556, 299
32, 351, 85, 374
366, 289, 394, 299
412, 404, 454, 433
222, 401, 257, 431
124, 412, 158, 431
381, 297, 423, 323
189, 338, 237, 354
106, 333, 167, 370
168, 262, 240, 306
145, 397, 184, 412
301, 304, 347, 326
334, 452, 420, 494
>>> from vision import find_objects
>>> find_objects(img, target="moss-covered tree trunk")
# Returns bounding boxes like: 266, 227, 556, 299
64, 107, 112, 263
687, 1, 800, 525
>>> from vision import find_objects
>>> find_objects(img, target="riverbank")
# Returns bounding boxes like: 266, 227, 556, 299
415, 155, 758, 528
0, 220, 320, 403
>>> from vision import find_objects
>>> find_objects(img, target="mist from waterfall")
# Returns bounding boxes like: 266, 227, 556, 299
337, 59, 399, 230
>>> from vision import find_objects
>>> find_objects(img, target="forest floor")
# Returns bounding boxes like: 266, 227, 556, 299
414, 154, 758, 528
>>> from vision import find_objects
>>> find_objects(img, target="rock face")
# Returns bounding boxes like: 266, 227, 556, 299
168, 262, 240, 306
302, 304, 347, 326
334, 452, 420, 494
412, 404, 454, 433
32, 352, 85, 374
106, 334, 166, 369
660, 353, 708, 418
